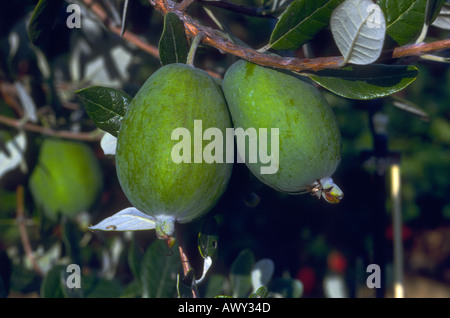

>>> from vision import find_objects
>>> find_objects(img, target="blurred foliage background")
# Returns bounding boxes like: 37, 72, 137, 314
0, 0, 449, 298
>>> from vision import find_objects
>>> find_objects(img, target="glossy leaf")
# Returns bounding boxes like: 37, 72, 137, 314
331, 0, 386, 65
230, 249, 254, 298
76, 86, 131, 137
378, 0, 427, 45
141, 239, 180, 298
198, 217, 219, 260
269, 0, 345, 50
27, 0, 64, 47
307, 64, 419, 100
158, 12, 189, 65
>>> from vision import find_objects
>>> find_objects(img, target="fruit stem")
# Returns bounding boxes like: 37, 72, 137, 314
176, 223, 199, 298
186, 31, 205, 67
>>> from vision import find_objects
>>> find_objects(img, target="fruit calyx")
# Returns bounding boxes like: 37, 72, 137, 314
305, 177, 343, 204
155, 215, 176, 240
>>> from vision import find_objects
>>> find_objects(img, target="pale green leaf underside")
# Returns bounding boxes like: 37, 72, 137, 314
432, 2, 450, 29
89, 207, 156, 231
331, 0, 386, 65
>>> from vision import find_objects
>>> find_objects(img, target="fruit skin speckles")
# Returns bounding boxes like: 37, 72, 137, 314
222, 60, 342, 200
116, 63, 233, 225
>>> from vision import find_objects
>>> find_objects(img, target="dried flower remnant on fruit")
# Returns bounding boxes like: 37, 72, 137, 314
306, 177, 343, 204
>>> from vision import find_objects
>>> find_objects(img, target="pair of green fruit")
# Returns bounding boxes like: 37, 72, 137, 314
109, 60, 343, 238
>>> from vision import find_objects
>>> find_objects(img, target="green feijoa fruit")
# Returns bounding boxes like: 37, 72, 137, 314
222, 60, 343, 203
29, 138, 103, 220
116, 63, 232, 235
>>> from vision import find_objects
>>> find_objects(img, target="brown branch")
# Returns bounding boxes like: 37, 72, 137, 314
16, 185, 44, 277
80, 0, 160, 59
177, 0, 196, 12
0, 114, 103, 142
197, 0, 276, 18
149, 0, 450, 73
392, 39, 450, 58
150, 0, 344, 72
176, 224, 199, 298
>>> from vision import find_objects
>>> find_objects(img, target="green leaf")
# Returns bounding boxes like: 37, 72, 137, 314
269, 0, 345, 50
40, 265, 66, 298
27, 0, 64, 47
141, 239, 181, 298
79, 274, 123, 298
177, 269, 197, 298
128, 235, 143, 281
426, 0, 447, 24
249, 286, 269, 298
198, 217, 219, 260
203, 274, 228, 297
62, 219, 82, 265
307, 64, 419, 100
378, 0, 427, 45
269, 278, 303, 298
158, 12, 189, 65
230, 249, 254, 298
76, 86, 131, 137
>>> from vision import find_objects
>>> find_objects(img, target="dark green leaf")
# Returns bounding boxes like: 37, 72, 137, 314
198, 217, 219, 260
121, 280, 143, 297
308, 64, 419, 100
230, 249, 254, 298
177, 269, 197, 298
81, 274, 123, 298
269, 0, 345, 50
76, 86, 131, 137
249, 286, 269, 298
141, 239, 181, 298
27, 0, 64, 47
62, 219, 82, 265
40, 265, 66, 298
203, 274, 228, 297
158, 12, 189, 65
378, 0, 427, 45
426, 0, 447, 24
127, 235, 143, 280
